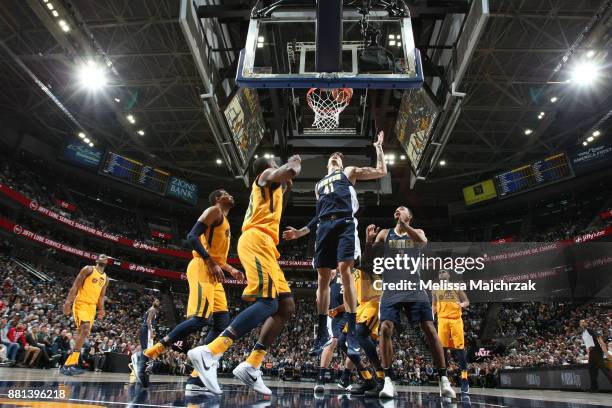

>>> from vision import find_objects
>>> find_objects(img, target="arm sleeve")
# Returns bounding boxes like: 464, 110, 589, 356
186, 221, 210, 260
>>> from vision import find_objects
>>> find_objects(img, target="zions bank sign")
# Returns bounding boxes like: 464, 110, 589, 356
166, 176, 199, 206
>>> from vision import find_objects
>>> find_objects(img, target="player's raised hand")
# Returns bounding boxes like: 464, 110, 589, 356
282, 226, 299, 240
288, 154, 301, 164
366, 224, 380, 243
374, 130, 384, 147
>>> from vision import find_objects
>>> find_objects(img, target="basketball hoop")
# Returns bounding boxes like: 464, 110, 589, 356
306, 88, 353, 132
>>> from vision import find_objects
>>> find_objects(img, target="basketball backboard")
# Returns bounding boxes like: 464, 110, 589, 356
236, 4, 423, 89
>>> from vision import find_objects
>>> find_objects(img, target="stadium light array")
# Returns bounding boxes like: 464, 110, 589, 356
524, 129, 533, 135
77, 61, 107, 90
58, 20, 70, 32
83, 137, 90, 143
439, 160, 446, 166
550, 96, 558, 103
78, 132, 85, 139
583, 141, 588, 146
587, 136, 594, 142
46, 2, 54, 10
216, 159, 222, 165
570, 61, 600, 86
126, 114, 135, 124
137, 130, 145, 136
400, 155, 406, 160
586, 50, 595, 58
89, 142, 94, 147
51, 10, 58, 17
593, 130, 601, 137
114, 98, 120, 103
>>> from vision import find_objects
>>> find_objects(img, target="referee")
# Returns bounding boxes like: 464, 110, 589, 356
579, 319, 611, 392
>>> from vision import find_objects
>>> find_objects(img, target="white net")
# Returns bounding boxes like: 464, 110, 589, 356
306, 88, 353, 132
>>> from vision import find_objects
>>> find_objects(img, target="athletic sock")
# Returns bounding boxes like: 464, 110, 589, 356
438, 368, 447, 378
317, 314, 327, 337
144, 342, 166, 359
208, 335, 233, 356
318, 367, 327, 382
64, 351, 80, 366
359, 370, 372, 380
246, 349, 267, 369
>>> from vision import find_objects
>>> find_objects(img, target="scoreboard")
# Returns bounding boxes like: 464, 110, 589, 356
101, 152, 170, 195
494, 153, 573, 197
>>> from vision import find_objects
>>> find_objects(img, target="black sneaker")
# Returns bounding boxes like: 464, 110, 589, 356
309, 332, 331, 356
337, 377, 352, 391
364, 377, 384, 397
350, 378, 377, 396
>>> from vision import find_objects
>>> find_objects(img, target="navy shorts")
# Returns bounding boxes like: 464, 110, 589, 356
379, 300, 434, 327
313, 216, 360, 269
328, 312, 347, 338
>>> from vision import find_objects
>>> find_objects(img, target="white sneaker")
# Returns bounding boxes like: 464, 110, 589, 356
439, 376, 456, 398
379, 377, 397, 399
232, 362, 272, 395
187, 346, 222, 395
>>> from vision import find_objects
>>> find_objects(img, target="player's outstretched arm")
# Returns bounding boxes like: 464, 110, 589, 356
346, 131, 387, 182
260, 154, 302, 184
282, 215, 317, 241
63, 266, 93, 315
362, 226, 388, 274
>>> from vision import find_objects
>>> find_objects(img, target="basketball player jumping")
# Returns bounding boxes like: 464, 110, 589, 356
61, 254, 109, 376
189, 155, 301, 395
134, 189, 243, 388
365, 207, 456, 399
433, 269, 470, 394
284, 131, 387, 357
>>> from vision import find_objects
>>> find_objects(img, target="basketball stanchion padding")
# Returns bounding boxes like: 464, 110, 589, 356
306, 88, 353, 131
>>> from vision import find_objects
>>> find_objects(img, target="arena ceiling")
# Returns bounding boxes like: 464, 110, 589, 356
0, 0, 610, 206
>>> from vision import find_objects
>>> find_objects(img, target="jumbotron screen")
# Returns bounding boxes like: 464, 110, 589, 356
101, 152, 170, 195
494, 152, 574, 197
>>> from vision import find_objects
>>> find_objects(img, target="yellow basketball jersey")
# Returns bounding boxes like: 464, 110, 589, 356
75, 266, 107, 305
193, 214, 230, 265
435, 289, 462, 319
354, 268, 381, 304
242, 177, 283, 244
